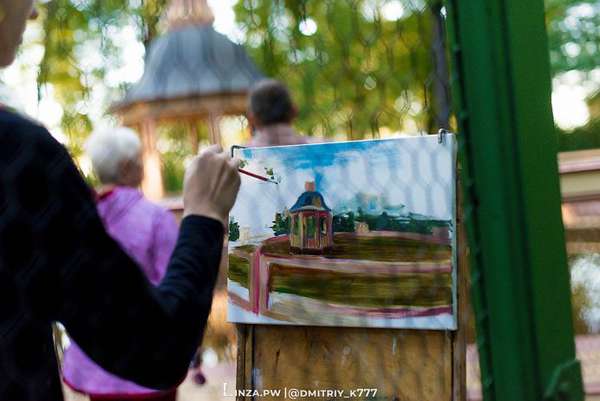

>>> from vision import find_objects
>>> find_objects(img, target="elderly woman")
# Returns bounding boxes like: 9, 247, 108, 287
62, 127, 179, 401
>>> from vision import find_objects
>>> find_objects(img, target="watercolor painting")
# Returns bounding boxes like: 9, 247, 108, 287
227, 136, 456, 329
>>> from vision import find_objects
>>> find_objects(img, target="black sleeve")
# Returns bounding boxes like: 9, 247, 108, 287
29, 128, 223, 388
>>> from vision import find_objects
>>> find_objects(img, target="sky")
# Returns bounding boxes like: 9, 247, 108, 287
0, 1, 596, 144
231, 136, 456, 240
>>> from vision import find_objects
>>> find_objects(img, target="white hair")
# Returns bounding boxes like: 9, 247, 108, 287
85, 127, 142, 184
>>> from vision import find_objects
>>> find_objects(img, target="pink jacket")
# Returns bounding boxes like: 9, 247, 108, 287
62, 186, 178, 396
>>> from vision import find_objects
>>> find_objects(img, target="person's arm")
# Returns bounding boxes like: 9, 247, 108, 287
148, 210, 179, 285
28, 129, 236, 389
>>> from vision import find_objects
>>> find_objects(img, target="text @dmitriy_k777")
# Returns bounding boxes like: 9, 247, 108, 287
224, 384, 379, 399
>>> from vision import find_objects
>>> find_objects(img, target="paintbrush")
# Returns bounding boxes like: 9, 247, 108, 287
238, 168, 279, 184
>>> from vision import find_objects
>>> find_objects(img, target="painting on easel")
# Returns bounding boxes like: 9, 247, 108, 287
227, 136, 457, 330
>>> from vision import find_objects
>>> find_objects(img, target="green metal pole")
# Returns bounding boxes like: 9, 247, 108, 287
444, 0, 584, 400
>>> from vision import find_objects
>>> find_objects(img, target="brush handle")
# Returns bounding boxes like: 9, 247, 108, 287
239, 168, 271, 182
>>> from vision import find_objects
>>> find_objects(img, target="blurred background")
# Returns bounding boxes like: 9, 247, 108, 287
4, 0, 600, 399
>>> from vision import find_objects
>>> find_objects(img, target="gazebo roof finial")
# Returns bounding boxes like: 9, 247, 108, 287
165, 0, 215, 30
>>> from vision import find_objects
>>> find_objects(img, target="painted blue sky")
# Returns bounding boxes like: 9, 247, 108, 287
231, 136, 455, 239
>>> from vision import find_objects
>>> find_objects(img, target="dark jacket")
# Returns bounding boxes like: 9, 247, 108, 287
0, 109, 223, 400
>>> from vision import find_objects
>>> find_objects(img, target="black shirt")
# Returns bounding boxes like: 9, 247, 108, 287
0, 109, 224, 400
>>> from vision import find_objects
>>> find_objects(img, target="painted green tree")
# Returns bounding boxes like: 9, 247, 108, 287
333, 211, 356, 232
271, 213, 291, 236
229, 217, 241, 242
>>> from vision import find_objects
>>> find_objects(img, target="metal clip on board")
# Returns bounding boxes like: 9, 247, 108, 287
438, 128, 452, 144
231, 145, 247, 158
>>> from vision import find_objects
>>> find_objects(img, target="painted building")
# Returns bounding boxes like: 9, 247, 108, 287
289, 181, 334, 254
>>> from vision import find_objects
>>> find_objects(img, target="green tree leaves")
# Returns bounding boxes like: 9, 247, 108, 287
234, 0, 441, 137
38, 0, 167, 157
36, 1, 600, 156
546, 0, 600, 75
229, 217, 241, 241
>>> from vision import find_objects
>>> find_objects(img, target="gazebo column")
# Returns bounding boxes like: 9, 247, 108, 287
138, 119, 164, 201
207, 112, 222, 146
188, 121, 200, 153
111, 0, 263, 203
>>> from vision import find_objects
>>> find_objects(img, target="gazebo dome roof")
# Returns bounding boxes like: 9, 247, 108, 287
290, 191, 332, 213
119, 25, 264, 107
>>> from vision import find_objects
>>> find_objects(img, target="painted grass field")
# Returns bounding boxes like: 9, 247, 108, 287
228, 233, 452, 312
268, 264, 452, 309
262, 233, 451, 263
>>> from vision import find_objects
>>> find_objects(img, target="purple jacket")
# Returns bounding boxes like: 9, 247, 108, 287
62, 186, 178, 396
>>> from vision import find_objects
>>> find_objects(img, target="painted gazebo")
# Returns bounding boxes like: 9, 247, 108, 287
289, 181, 334, 254
112, 0, 264, 200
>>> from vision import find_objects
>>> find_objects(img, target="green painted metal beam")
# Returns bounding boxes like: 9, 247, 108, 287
444, 0, 584, 400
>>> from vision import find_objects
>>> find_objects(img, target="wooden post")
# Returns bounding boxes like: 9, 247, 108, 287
207, 113, 222, 146
188, 121, 200, 154
446, 0, 583, 397
138, 119, 164, 201
236, 325, 455, 400
453, 177, 468, 401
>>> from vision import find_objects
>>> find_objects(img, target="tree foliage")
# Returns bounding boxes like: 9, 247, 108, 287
558, 118, 600, 151
546, 0, 600, 75
547, 1, 600, 151
234, 0, 446, 137
33, 0, 600, 158
38, 0, 168, 155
